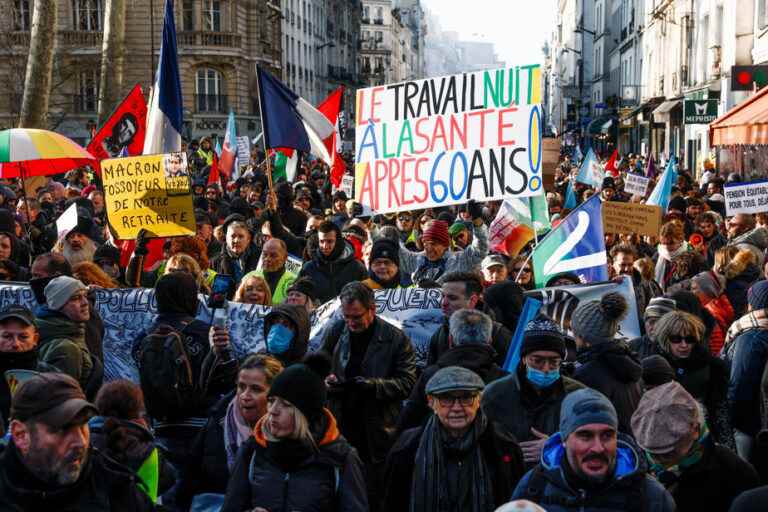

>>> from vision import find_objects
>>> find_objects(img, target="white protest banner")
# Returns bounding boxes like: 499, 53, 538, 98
524, 275, 641, 340
56, 203, 78, 239
724, 179, 768, 216
0, 285, 442, 381
341, 174, 354, 198
236, 136, 251, 164
624, 173, 649, 197
354, 65, 545, 214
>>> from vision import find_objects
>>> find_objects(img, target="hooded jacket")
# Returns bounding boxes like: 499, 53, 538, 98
0, 441, 154, 511
299, 234, 367, 305
722, 249, 761, 318
35, 307, 102, 400
221, 409, 368, 512
723, 319, 768, 436
263, 303, 310, 367
511, 433, 675, 512
573, 341, 643, 433
730, 226, 768, 267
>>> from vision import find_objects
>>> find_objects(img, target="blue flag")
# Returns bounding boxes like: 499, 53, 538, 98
576, 148, 603, 187
503, 297, 543, 372
564, 179, 577, 209
531, 195, 608, 287
143, 0, 183, 155
647, 155, 678, 211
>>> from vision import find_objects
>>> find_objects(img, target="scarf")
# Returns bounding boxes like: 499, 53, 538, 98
725, 308, 768, 346
654, 242, 690, 288
412, 255, 447, 285
410, 411, 493, 512
223, 397, 253, 470
648, 423, 710, 486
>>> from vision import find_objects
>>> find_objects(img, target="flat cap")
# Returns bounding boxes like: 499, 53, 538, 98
425, 366, 485, 395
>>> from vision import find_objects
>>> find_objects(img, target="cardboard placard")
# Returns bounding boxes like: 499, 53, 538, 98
102, 152, 196, 239
354, 65, 545, 213
624, 173, 650, 197
724, 179, 768, 216
341, 174, 354, 198
602, 201, 662, 236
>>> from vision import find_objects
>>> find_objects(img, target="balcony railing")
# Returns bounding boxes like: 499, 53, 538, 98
328, 65, 354, 81
195, 94, 229, 113
3, 31, 30, 46
178, 31, 242, 49
59, 30, 103, 46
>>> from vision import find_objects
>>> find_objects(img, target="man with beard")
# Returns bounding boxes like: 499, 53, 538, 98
53, 209, 99, 267
610, 244, 661, 325
362, 238, 405, 289
728, 213, 768, 267
212, 221, 261, 294
16, 197, 56, 255
0, 372, 153, 510
241, 238, 296, 304
511, 388, 675, 511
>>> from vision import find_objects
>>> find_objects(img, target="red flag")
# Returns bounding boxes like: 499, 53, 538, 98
604, 149, 619, 177
87, 84, 147, 163
316, 87, 345, 187
209, 151, 221, 186
118, 238, 166, 272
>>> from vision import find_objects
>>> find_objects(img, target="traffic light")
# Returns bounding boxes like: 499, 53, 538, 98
731, 66, 768, 91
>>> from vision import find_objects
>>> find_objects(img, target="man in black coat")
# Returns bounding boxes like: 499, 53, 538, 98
384, 366, 525, 512
427, 271, 513, 366
398, 308, 506, 433
0, 372, 153, 511
321, 281, 416, 509
211, 219, 261, 291
299, 220, 366, 305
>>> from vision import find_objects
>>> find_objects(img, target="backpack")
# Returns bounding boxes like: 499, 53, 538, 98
136, 323, 204, 421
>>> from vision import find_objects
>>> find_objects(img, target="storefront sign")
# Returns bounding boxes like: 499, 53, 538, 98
684, 99, 718, 124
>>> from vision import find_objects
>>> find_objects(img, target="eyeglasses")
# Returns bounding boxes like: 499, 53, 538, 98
513, 267, 532, 274
527, 355, 562, 368
436, 394, 477, 407
668, 335, 698, 345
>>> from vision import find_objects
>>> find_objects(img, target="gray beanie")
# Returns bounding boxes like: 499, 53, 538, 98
44, 276, 86, 311
560, 388, 618, 439
571, 292, 628, 344
644, 297, 676, 321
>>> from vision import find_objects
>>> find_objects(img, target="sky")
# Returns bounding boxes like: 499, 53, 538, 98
420, 0, 556, 67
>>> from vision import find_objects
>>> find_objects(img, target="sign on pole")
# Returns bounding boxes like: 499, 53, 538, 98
724, 179, 768, 215
102, 152, 196, 239
683, 99, 718, 124
354, 65, 545, 213
623, 173, 650, 197
602, 201, 662, 236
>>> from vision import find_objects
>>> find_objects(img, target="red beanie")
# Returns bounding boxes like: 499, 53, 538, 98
423, 220, 450, 246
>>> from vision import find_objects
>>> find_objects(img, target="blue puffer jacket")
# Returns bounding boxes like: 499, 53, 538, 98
723, 326, 768, 436
510, 433, 675, 512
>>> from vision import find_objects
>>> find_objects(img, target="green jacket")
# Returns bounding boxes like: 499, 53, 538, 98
243, 269, 297, 304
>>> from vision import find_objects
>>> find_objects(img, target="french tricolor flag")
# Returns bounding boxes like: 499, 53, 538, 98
143, 0, 183, 155
256, 66, 334, 164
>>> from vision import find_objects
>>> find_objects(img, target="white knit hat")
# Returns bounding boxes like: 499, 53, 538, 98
44, 276, 86, 311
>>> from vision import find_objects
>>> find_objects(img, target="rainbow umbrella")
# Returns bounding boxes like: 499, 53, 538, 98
0, 128, 98, 179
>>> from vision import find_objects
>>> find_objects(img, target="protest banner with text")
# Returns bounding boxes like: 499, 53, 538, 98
355, 65, 545, 214
602, 201, 662, 237
102, 152, 196, 239
724, 179, 768, 216
624, 173, 650, 197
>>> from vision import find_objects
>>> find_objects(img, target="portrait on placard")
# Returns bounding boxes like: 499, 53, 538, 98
164, 151, 191, 195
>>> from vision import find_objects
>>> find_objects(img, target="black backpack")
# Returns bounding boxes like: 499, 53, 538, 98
136, 322, 204, 421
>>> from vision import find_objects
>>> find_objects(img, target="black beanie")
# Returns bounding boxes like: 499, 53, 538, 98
369, 238, 400, 266
521, 315, 566, 358
668, 195, 687, 213
287, 277, 317, 302
93, 244, 121, 265
155, 272, 199, 317
641, 355, 675, 388
268, 352, 331, 421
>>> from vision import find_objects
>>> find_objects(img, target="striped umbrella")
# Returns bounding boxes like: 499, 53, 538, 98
0, 128, 98, 178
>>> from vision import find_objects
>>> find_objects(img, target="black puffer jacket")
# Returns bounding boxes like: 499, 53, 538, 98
426, 318, 513, 367
299, 236, 367, 305
211, 243, 262, 294
397, 343, 507, 434
573, 341, 643, 433
482, 365, 584, 453
221, 410, 368, 512
263, 303, 310, 367
0, 442, 153, 511
321, 317, 417, 464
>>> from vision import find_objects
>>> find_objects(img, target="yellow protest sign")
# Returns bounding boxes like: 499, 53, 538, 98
102, 152, 196, 239
602, 201, 662, 237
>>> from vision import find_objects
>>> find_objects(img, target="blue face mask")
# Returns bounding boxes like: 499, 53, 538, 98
266, 324, 294, 354
526, 367, 560, 388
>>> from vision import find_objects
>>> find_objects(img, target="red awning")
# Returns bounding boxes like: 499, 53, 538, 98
710, 86, 768, 145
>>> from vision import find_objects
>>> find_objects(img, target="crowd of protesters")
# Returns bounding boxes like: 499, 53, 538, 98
1, 140, 768, 511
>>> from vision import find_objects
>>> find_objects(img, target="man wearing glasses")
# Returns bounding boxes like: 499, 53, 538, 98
384, 366, 524, 511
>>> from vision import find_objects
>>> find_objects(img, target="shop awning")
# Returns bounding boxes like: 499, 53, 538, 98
710, 85, 768, 145
652, 99, 682, 122
587, 115, 615, 135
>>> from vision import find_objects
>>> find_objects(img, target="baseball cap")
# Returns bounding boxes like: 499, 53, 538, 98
11, 373, 98, 429
481, 254, 507, 271
0, 305, 35, 326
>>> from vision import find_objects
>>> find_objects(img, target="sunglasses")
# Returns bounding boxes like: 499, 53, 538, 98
668, 335, 697, 345
513, 267, 532, 274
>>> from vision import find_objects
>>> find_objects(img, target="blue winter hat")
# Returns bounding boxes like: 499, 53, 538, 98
748, 280, 768, 311
559, 388, 618, 439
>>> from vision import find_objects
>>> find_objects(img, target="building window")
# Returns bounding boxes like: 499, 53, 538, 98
73, 0, 102, 31
195, 67, 225, 112
77, 70, 99, 113
375, 6, 383, 23
13, 0, 31, 30
761, 0, 768, 29
182, 0, 195, 31
362, 5, 369, 22
203, 0, 221, 32
375, 31, 383, 43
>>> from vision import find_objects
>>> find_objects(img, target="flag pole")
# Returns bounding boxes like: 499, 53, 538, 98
254, 67, 274, 194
